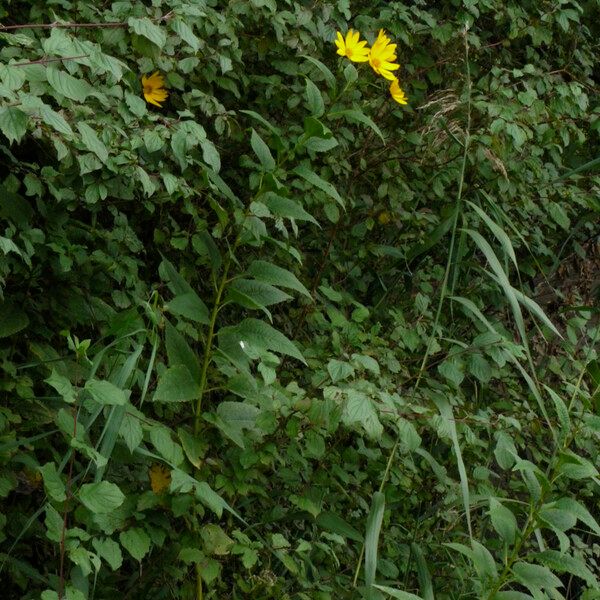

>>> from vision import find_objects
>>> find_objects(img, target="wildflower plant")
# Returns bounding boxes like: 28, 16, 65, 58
336, 27, 408, 105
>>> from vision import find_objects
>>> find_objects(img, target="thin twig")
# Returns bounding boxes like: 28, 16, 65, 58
12, 54, 89, 67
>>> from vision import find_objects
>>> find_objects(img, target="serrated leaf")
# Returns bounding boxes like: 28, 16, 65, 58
154, 365, 202, 402
489, 498, 517, 544
85, 379, 128, 406
39, 105, 73, 136
228, 279, 292, 314
342, 389, 382, 438
327, 359, 355, 383
45, 370, 76, 403
167, 292, 210, 325
220, 318, 306, 364
554, 496, 600, 535
294, 164, 344, 207
201, 138, 221, 172
128, 17, 166, 48
530, 550, 598, 586
201, 524, 234, 556
149, 426, 184, 467
171, 18, 200, 51
92, 537, 123, 571
79, 481, 125, 513
513, 561, 563, 592
46, 68, 91, 102
120, 527, 151, 561
0, 106, 28, 144
262, 192, 318, 224
77, 123, 108, 163
331, 108, 385, 142
247, 260, 311, 298
305, 78, 324, 117
0, 64, 25, 90
39, 463, 66, 502
165, 319, 200, 382
250, 128, 276, 171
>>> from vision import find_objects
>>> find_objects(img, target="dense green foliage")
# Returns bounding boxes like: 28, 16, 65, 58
0, 0, 599, 598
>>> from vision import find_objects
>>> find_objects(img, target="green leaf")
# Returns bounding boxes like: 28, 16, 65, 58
195, 481, 228, 518
512, 561, 562, 592
342, 389, 383, 438
92, 537, 123, 571
316, 512, 363, 542
40, 105, 74, 137
45, 370, 76, 403
489, 498, 517, 545
77, 123, 108, 163
554, 497, 600, 535
0, 106, 28, 144
305, 78, 324, 117
39, 463, 66, 502
261, 192, 319, 224
154, 365, 202, 402
247, 260, 311, 298
433, 394, 473, 538
79, 481, 125, 513
170, 18, 200, 51
250, 128, 276, 171
330, 108, 385, 142
373, 585, 423, 600
150, 426, 184, 467
85, 379, 128, 406
410, 543, 434, 600
167, 292, 210, 325
294, 164, 344, 207
365, 491, 385, 590
327, 359, 355, 383
228, 279, 292, 312
120, 527, 151, 561
0, 64, 25, 91
201, 524, 234, 556
220, 318, 306, 364
128, 17, 167, 48
165, 319, 200, 382
530, 550, 598, 587
201, 139, 221, 172
301, 55, 336, 88
46, 68, 92, 102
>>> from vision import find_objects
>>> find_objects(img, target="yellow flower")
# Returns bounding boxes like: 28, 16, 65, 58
142, 71, 168, 107
149, 463, 171, 494
390, 78, 408, 105
335, 29, 370, 63
369, 29, 400, 81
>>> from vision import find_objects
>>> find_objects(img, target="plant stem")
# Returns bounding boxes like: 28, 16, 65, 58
352, 26, 472, 589
194, 254, 232, 435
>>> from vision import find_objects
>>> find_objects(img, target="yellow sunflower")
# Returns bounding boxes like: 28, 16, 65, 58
142, 71, 169, 107
369, 29, 400, 81
335, 29, 370, 63
390, 78, 408, 105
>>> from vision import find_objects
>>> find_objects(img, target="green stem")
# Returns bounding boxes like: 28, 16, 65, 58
194, 253, 232, 435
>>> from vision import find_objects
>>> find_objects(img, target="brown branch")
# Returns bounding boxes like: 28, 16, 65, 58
12, 54, 89, 67
0, 21, 126, 31
0, 11, 173, 32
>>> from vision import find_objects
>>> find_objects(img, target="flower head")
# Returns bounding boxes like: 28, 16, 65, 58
390, 78, 408, 105
369, 29, 400, 81
142, 71, 168, 107
335, 29, 370, 63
